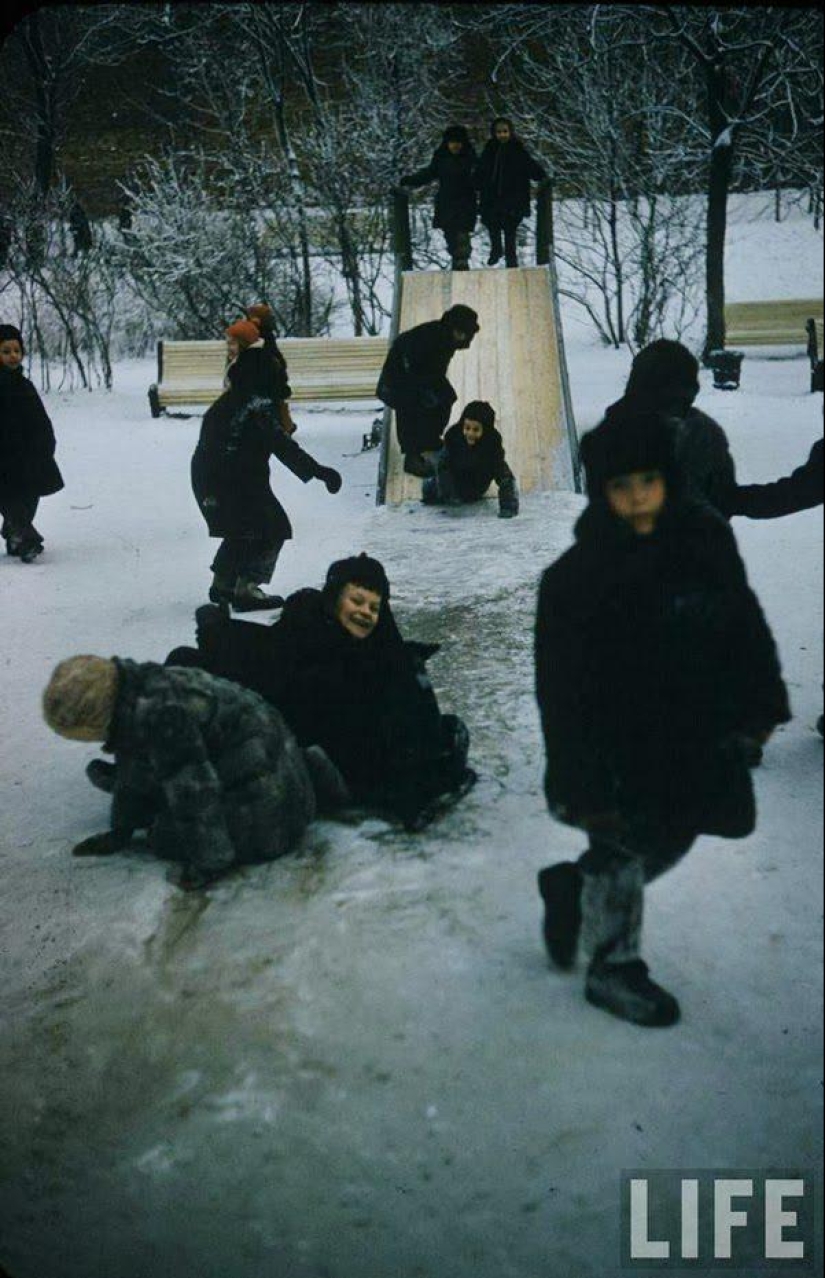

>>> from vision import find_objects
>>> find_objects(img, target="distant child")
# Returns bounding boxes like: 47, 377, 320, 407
191, 324, 342, 611
535, 407, 790, 1027
43, 654, 324, 892
376, 304, 480, 477
0, 324, 64, 562
244, 302, 298, 435
473, 117, 547, 268
400, 125, 478, 271
421, 400, 519, 517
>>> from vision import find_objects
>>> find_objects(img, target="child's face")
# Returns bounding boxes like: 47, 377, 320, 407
494, 122, 512, 143
226, 336, 240, 361
462, 417, 485, 447
604, 469, 667, 535
451, 328, 474, 349
0, 338, 23, 370
335, 582, 382, 640
446, 139, 464, 155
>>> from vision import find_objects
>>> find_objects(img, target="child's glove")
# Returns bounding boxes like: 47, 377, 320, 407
498, 477, 519, 518
317, 466, 342, 494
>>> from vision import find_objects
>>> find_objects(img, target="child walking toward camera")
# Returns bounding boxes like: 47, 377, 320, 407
0, 324, 63, 563
421, 401, 519, 517
534, 407, 790, 1027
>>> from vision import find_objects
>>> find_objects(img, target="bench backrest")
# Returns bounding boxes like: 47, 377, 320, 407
725, 299, 823, 347
159, 337, 388, 383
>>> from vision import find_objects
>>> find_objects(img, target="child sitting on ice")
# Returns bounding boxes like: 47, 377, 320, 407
534, 407, 790, 1027
421, 401, 519, 517
0, 324, 64, 562
42, 654, 342, 891
165, 554, 477, 831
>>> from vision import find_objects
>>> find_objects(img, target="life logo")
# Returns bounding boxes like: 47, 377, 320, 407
620, 1170, 818, 1270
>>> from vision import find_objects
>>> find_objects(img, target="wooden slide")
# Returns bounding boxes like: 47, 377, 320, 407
378, 264, 580, 505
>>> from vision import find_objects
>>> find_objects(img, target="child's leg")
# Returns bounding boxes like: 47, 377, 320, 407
486, 220, 504, 265
239, 538, 283, 587
503, 216, 520, 267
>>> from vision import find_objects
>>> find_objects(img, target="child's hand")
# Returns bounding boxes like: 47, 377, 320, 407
317, 466, 342, 494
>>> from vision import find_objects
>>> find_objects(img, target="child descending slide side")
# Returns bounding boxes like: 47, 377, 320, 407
421, 400, 519, 517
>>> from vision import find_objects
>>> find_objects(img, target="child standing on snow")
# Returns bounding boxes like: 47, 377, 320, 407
534, 407, 790, 1027
421, 400, 519, 517
399, 125, 478, 272
191, 320, 342, 612
0, 324, 64, 563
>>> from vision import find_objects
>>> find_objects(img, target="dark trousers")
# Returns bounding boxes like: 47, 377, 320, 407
576, 816, 698, 969
486, 214, 521, 266
211, 537, 283, 586
0, 496, 42, 554
443, 227, 471, 270
395, 405, 451, 457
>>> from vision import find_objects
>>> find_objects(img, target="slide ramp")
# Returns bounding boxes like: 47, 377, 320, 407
379, 265, 579, 505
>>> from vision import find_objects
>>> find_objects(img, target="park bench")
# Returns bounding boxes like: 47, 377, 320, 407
725, 297, 822, 366
148, 336, 389, 416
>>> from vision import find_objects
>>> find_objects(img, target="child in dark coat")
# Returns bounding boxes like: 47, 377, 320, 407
473, 117, 547, 268
166, 554, 476, 831
43, 655, 323, 891
0, 324, 64, 562
590, 339, 737, 517
421, 400, 519, 516
244, 303, 297, 436
535, 407, 790, 1027
191, 325, 342, 612
376, 304, 480, 477
400, 125, 478, 271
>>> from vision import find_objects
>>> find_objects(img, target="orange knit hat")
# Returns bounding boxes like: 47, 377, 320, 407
225, 319, 261, 348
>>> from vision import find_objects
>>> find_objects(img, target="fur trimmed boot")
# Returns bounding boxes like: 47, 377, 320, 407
585, 959, 681, 1027
230, 580, 285, 613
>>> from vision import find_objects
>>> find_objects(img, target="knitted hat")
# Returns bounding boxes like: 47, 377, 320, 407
322, 554, 390, 607
245, 303, 276, 334
225, 319, 261, 349
624, 339, 700, 410
0, 323, 24, 353
580, 407, 680, 497
43, 655, 119, 741
442, 304, 479, 336
460, 400, 495, 432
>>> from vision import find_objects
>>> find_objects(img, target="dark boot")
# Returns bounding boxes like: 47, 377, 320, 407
585, 959, 681, 1027
86, 759, 118, 794
208, 573, 234, 605
230, 580, 284, 613
537, 861, 582, 969
403, 453, 434, 478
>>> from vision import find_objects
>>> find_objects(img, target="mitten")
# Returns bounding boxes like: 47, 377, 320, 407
317, 466, 342, 494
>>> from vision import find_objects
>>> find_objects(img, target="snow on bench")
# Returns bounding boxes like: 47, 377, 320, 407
148, 336, 388, 417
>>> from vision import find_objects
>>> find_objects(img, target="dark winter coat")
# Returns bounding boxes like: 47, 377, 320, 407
103, 659, 316, 878
725, 437, 823, 519
0, 365, 64, 504
172, 589, 462, 824
535, 496, 790, 838
191, 348, 323, 541
402, 143, 478, 233
597, 398, 736, 516
376, 318, 459, 416
441, 421, 515, 502
474, 138, 547, 226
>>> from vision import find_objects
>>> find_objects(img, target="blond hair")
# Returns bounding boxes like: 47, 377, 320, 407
43, 655, 118, 739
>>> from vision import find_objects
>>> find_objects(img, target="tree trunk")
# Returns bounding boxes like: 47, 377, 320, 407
703, 64, 733, 363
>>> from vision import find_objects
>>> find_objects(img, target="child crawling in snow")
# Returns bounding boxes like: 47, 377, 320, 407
421, 400, 519, 517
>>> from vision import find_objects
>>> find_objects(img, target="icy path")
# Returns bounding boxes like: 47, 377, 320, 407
0, 354, 821, 1277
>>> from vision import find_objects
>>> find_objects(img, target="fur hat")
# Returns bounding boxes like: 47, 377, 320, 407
460, 400, 495, 432
442, 304, 479, 337
624, 339, 700, 411
442, 125, 471, 147
580, 407, 680, 497
0, 324, 24, 354
225, 319, 261, 349
43, 655, 119, 741
322, 554, 390, 607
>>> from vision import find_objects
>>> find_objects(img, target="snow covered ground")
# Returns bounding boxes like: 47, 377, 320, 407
0, 203, 822, 1278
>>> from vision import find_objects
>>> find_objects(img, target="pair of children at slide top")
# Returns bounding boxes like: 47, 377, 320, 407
399, 117, 548, 271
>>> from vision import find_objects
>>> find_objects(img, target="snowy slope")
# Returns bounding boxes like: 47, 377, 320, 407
0, 199, 821, 1278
